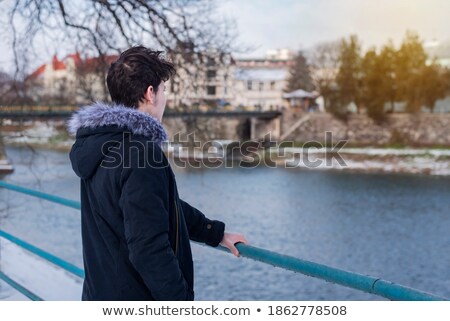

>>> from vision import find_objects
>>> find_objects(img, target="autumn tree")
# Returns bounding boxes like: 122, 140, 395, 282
395, 31, 428, 113
378, 41, 398, 112
337, 31, 449, 120
359, 40, 402, 122
335, 35, 363, 114
360, 48, 387, 122
420, 61, 449, 112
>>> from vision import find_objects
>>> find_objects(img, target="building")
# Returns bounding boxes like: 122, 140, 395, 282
283, 89, 319, 111
232, 64, 289, 111
27, 48, 299, 111
165, 51, 235, 110
26, 53, 117, 104
165, 49, 295, 111
230, 49, 294, 111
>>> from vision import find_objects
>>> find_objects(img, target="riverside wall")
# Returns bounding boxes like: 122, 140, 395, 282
280, 111, 450, 147
163, 111, 450, 147
1, 110, 450, 147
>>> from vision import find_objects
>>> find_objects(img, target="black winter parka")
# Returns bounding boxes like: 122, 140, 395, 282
67, 102, 225, 301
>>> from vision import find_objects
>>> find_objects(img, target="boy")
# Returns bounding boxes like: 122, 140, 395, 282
68, 46, 247, 300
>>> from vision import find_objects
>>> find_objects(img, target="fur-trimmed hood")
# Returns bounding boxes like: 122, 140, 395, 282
67, 101, 168, 144
67, 102, 168, 179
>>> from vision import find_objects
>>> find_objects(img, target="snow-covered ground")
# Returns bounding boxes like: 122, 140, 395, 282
0, 159, 14, 173
279, 147, 450, 156
270, 147, 450, 176
2, 121, 73, 149
3, 122, 59, 144
0, 238, 83, 301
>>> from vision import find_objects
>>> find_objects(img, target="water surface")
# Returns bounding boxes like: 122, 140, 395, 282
1, 146, 449, 300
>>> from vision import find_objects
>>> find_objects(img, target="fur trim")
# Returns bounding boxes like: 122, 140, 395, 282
67, 102, 168, 145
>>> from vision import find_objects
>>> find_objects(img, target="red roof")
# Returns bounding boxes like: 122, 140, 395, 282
27, 53, 118, 79
84, 55, 118, 66
77, 54, 118, 73
27, 64, 46, 80
65, 52, 82, 67
52, 54, 66, 70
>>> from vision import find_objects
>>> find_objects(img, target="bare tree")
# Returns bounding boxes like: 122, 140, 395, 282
308, 40, 341, 110
3, 0, 241, 104
74, 53, 116, 103
0, 71, 13, 104
1, 0, 248, 144
0, 119, 5, 160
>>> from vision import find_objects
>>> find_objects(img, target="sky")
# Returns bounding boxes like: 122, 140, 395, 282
1, 0, 450, 73
220, 0, 450, 57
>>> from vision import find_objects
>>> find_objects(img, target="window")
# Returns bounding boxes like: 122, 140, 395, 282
207, 86, 216, 96
206, 69, 216, 79
247, 80, 252, 91
270, 81, 276, 90
259, 82, 264, 91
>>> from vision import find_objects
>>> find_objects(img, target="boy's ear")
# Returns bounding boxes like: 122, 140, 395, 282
144, 85, 155, 104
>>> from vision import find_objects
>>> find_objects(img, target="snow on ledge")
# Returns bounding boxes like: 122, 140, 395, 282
0, 237, 83, 301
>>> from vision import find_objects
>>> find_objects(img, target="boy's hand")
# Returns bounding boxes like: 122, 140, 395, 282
219, 232, 249, 257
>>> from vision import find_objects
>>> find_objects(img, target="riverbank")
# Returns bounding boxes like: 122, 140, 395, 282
268, 147, 450, 176
4, 141, 450, 176
1, 121, 73, 152
1, 122, 450, 176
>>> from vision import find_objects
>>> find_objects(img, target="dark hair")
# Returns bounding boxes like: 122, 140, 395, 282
106, 46, 176, 108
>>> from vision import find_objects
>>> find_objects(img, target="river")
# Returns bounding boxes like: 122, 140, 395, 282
0, 146, 449, 300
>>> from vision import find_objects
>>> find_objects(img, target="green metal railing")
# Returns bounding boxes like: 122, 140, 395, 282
0, 180, 448, 301
0, 271, 43, 301
0, 229, 84, 278
0, 181, 80, 209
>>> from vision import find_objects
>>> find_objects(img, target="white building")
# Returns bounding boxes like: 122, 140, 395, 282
166, 52, 235, 109
28, 48, 296, 110
27, 53, 116, 104
266, 48, 295, 61
166, 49, 294, 111
232, 66, 288, 111
230, 49, 294, 111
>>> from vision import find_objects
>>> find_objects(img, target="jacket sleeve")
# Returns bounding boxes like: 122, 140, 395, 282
119, 144, 192, 301
179, 199, 225, 247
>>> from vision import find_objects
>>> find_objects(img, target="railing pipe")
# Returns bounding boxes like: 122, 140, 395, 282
0, 271, 43, 301
0, 229, 84, 279
0, 181, 80, 209
218, 243, 446, 301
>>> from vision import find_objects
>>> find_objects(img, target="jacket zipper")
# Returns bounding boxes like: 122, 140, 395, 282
174, 200, 179, 255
